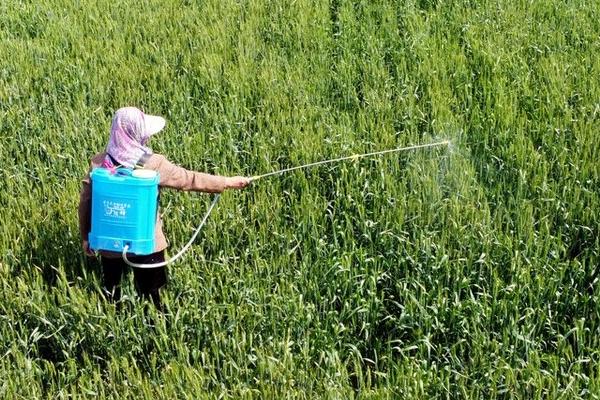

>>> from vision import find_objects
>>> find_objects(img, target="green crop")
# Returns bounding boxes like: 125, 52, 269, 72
0, 0, 598, 398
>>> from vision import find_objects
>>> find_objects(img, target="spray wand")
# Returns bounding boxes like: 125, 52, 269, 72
123, 140, 449, 268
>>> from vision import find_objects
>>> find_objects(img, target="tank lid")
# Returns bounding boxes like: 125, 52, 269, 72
132, 169, 158, 179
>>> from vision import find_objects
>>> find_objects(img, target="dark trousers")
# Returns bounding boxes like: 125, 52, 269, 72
101, 250, 167, 310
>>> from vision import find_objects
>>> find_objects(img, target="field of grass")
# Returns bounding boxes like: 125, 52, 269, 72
0, 0, 599, 398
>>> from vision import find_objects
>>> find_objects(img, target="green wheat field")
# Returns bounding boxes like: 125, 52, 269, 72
0, 0, 599, 398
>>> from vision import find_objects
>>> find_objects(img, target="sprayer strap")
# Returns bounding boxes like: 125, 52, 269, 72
106, 153, 151, 170
137, 153, 151, 168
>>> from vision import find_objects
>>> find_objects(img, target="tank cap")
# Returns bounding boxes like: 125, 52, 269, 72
132, 169, 158, 179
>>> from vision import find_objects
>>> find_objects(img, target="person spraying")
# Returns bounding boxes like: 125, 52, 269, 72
78, 106, 250, 309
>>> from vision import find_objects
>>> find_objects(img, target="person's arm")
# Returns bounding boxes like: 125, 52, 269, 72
147, 155, 249, 192
78, 175, 95, 256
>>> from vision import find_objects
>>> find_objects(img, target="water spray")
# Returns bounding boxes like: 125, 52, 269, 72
122, 140, 450, 268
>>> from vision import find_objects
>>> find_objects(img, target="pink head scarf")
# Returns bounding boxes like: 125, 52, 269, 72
103, 107, 166, 170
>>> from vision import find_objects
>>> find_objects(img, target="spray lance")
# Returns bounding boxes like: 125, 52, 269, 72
88, 140, 449, 268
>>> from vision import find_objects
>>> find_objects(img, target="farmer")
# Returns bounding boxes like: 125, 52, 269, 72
78, 106, 249, 310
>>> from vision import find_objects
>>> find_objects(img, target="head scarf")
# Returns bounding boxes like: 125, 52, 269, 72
103, 107, 165, 170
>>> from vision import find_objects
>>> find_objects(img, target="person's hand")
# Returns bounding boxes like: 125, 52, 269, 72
82, 240, 95, 257
226, 176, 251, 190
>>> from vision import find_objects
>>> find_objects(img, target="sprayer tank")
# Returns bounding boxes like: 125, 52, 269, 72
89, 168, 159, 255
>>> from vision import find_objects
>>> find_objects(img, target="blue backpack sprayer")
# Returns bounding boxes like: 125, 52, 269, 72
88, 140, 449, 268
89, 168, 160, 255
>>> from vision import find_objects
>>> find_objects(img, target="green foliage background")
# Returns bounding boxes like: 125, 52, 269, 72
0, 0, 598, 398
